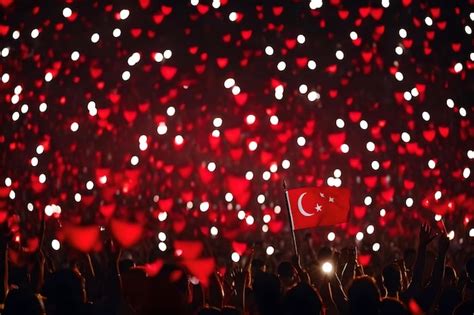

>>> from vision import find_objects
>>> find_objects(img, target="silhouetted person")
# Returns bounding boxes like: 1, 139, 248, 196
283, 282, 323, 315
348, 276, 381, 315
380, 297, 409, 315
252, 272, 283, 315
3, 287, 45, 315
383, 263, 402, 299
277, 261, 298, 292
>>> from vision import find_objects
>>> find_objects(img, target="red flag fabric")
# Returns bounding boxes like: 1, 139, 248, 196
286, 187, 350, 230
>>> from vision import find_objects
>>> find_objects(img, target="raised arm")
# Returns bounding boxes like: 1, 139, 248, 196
406, 224, 435, 295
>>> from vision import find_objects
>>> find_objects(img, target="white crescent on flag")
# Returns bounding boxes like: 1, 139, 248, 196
297, 192, 315, 217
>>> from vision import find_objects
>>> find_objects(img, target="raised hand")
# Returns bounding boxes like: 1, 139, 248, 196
437, 233, 450, 254
419, 223, 436, 247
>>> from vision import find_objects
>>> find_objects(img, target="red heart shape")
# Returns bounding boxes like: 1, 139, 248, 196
110, 219, 143, 248
160, 65, 177, 80
174, 240, 203, 259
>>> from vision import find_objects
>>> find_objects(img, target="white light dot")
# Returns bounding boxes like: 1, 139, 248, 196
71, 51, 80, 61
212, 130, 220, 137
210, 226, 218, 236
380, 209, 386, 217
263, 214, 271, 223
127, 52, 141, 66
322, 262, 333, 273
422, 111, 430, 121
4, 178, 11, 187
269, 163, 278, 173
175, 135, 184, 145
225, 192, 233, 202
51, 239, 60, 250
30, 29, 39, 39
157, 122, 167, 135
131, 156, 139, 166
327, 232, 336, 241
158, 232, 167, 241
356, 232, 364, 241
446, 98, 455, 108
27, 203, 34, 211
350, 31, 358, 40
309, 0, 323, 9
282, 159, 290, 169
74, 193, 82, 202
158, 211, 168, 221
340, 144, 349, 153
163, 49, 172, 59
231, 86, 241, 95
434, 214, 442, 222
459, 107, 466, 117
207, 162, 216, 172
245, 171, 254, 180
159, 242, 167, 251
307, 91, 320, 101
327, 177, 335, 186
428, 159, 436, 169
364, 196, 372, 206
113, 28, 121, 37
39, 102, 47, 112
381, 0, 390, 7
277, 61, 286, 71
213, 117, 223, 128
248, 141, 258, 151
119, 9, 130, 20
14, 85, 22, 95
265, 46, 274, 56
299, 84, 308, 94
36, 145, 44, 154
12, 31, 20, 40
266, 246, 275, 255
401, 132, 410, 143
411, 87, 419, 97
297, 34, 306, 44
463, 168, 471, 179
468, 150, 474, 159
200, 201, 210, 212
399, 28, 407, 38
1, 73, 10, 83
31, 157, 38, 166
20, 104, 29, 114
237, 210, 246, 220
39, 174, 46, 184
11, 94, 19, 105
297, 136, 306, 146
336, 118, 345, 128
270, 115, 279, 125
274, 205, 281, 214
371, 161, 380, 170
466, 25, 472, 35
372, 243, 380, 252
12, 111, 19, 121
231, 252, 240, 262
224, 78, 235, 88
434, 190, 442, 200
122, 71, 131, 81
307, 60, 317, 70
262, 171, 271, 181
447, 231, 455, 240
395, 72, 404, 81
62, 7, 72, 18
469, 228, 474, 238
425, 16, 433, 26
166, 106, 175, 117
228, 12, 237, 21
359, 120, 368, 129
257, 194, 265, 204
246, 215, 254, 225
9, 190, 15, 200
70, 122, 79, 132
406, 197, 414, 207
335, 50, 344, 60
86, 181, 94, 190
44, 72, 53, 82
91, 33, 100, 43
366, 225, 374, 234
333, 169, 341, 178
366, 141, 375, 152
395, 46, 403, 55
454, 63, 463, 73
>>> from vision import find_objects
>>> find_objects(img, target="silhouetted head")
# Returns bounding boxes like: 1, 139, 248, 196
251, 258, 266, 274
43, 268, 86, 305
277, 261, 297, 289
380, 297, 409, 315
119, 258, 136, 273
317, 246, 332, 263
3, 288, 45, 315
348, 276, 381, 315
253, 272, 282, 315
221, 306, 241, 315
439, 287, 462, 315
382, 263, 402, 295
284, 282, 323, 315
198, 306, 221, 315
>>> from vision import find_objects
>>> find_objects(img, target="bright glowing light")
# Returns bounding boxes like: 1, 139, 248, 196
395, 46, 403, 55
470, 228, 474, 237
1, 73, 10, 83
265, 46, 274, 55
322, 262, 333, 273
424, 16, 433, 26
158, 211, 168, 221
372, 243, 380, 251
401, 132, 410, 143
31, 29, 39, 38
434, 214, 442, 222
9, 190, 15, 200
74, 193, 81, 202
335, 50, 344, 60
263, 214, 271, 223
463, 168, 470, 179
39, 174, 46, 183
360, 120, 368, 129
277, 61, 286, 71
163, 49, 172, 59
248, 141, 258, 151
63, 7, 72, 18
45, 72, 53, 82
231, 252, 240, 262
350, 31, 358, 40
157, 122, 167, 135
380, 209, 386, 217
127, 52, 141, 66
446, 98, 455, 108
4, 178, 11, 187
122, 71, 131, 81
356, 232, 364, 241
336, 118, 345, 128
270, 115, 279, 125
246, 114, 256, 125
200, 201, 210, 212
27, 203, 34, 211
231, 86, 240, 95
20, 104, 28, 114
307, 91, 319, 101
159, 242, 167, 251
246, 215, 254, 225
447, 231, 455, 240
91, 33, 100, 43
297, 34, 306, 44
341, 144, 349, 153
71, 51, 80, 61
113, 28, 121, 37
70, 122, 79, 132
399, 28, 407, 38
468, 150, 474, 159
282, 159, 290, 169
224, 78, 235, 88
257, 194, 265, 204
225, 192, 233, 202
131, 156, 139, 166
454, 62, 463, 73
459, 107, 466, 117
422, 111, 430, 121
395, 72, 404, 81
36, 145, 44, 154
228, 12, 237, 21
307, 60, 316, 70
51, 239, 60, 250
210, 226, 218, 236
266, 246, 275, 255
366, 142, 375, 152
245, 171, 254, 180
411, 87, 419, 97
364, 196, 372, 206
206, 162, 216, 172
262, 171, 271, 181
309, 0, 323, 9
12, 31, 20, 40
166, 106, 176, 116
327, 232, 335, 241
237, 210, 246, 220
299, 84, 308, 94
366, 225, 374, 234
297, 136, 306, 146
175, 135, 184, 145
428, 159, 436, 169
154, 52, 163, 62
119, 9, 130, 20
86, 181, 94, 190
371, 161, 380, 170
405, 197, 414, 207
12, 111, 19, 121
434, 190, 442, 200
381, 0, 390, 7
39, 102, 47, 112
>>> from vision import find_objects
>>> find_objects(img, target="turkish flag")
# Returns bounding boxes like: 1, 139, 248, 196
286, 187, 350, 230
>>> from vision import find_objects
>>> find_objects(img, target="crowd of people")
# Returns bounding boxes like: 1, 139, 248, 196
0, 220, 472, 315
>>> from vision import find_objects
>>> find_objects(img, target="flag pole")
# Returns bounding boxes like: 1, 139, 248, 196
283, 179, 299, 256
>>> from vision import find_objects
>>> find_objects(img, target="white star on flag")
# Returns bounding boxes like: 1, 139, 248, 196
315, 203, 322, 212
329, 197, 335, 203
319, 192, 325, 198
